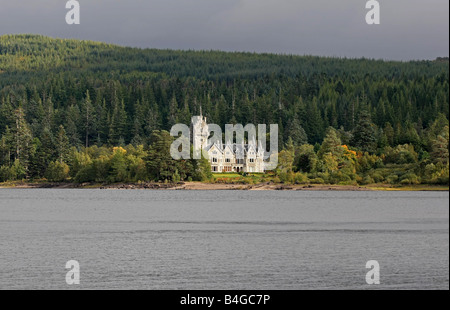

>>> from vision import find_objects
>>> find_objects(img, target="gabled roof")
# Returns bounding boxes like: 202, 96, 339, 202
223, 142, 235, 156
207, 142, 223, 154
206, 141, 264, 155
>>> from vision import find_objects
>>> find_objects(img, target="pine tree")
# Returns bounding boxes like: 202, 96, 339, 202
66, 105, 82, 147
131, 99, 145, 141
55, 125, 70, 164
351, 110, 377, 153
431, 126, 449, 165
26, 99, 45, 136
319, 127, 343, 158
0, 97, 14, 136
34, 127, 55, 177
145, 103, 161, 137
198, 155, 213, 181
43, 97, 54, 132
96, 99, 109, 146
109, 98, 128, 145
0, 126, 13, 167
12, 108, 34, 174
376, 98, 386, 126
81, 90, 96, 148
305, 98, 324, 144
145, 130, 177, 181
285, 117, 308, 146
215, 95, 228, 125
167, 93, 178, 128
384, 122, 395, 147
179, 95, 191, 125
399, 122, 421, 149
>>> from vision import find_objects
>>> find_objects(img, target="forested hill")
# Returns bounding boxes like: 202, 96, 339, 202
0, 34, 449, 184
1, 34, 448, 82
1, 34, 448, 133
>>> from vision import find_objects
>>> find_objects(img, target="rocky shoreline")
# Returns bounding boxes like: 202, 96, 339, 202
1, 181, 448, 191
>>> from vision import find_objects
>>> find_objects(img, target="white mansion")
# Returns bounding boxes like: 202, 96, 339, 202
191, 115, 266, 173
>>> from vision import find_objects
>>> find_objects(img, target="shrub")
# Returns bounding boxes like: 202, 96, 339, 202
93, 156, 111, 183
0, 165, 11, 182
69, 149, 93, 178
109, 149, 128, 182
400, 173, 421, 185
243, 178, 254, 185
172, 170, 181, 183
74, 164, 96, 183
356, 174, 364, 184
423, 163, 449, 185
360, 176, 374, 185
371, 171, 385, 183
293, 172, 308, 184
310, 177, 325, 184
271, 177, 281, 184
279, 171, 295, 184
384, 144, 418, 164
386, 174, 399, 184
317, 172, 330, 183
8, 160, 26, 181
128, 156, 147, 182
330, 171, 352, 184
45, 161, 70, 182
295, 144, 318, 173
358, 153, 380, 173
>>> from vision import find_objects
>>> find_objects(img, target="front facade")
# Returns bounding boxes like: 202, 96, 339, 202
207, 141, 265, 173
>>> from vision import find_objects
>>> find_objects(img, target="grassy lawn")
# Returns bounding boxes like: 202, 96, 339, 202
212, 173, 241, 179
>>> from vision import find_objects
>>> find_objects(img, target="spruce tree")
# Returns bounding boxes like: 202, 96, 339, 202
81, 90, 95, 148
319, 127, 343, 158
351, 110, 377, 153
66, 105, 82, 147
285, 117, 308, 146
431, 126, 449, 165
55, 125, 70, 164
12, 108, 34, 174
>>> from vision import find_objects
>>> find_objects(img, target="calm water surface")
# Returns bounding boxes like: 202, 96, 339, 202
0, 189, 448, 290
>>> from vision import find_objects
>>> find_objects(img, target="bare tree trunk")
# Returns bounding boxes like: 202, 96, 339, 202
85, 105, 89, 148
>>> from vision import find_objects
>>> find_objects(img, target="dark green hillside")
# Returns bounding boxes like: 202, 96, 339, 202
0, 34, 448, 184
